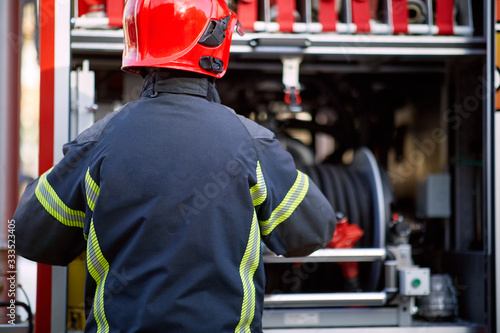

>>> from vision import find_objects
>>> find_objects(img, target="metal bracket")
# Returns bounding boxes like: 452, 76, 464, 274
281, 56, 303, 112
70, 60, 96, 139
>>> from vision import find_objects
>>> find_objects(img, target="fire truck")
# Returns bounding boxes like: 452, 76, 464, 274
1, 0, 499, 332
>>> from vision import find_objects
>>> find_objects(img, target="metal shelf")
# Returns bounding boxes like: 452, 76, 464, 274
70, 28, 486, 60
263, 248, 386, 263
71, 29, 124, 53
263, 326, 487, 333
231, 33, 486, 58
264, 292, 388, 308
262, 308, 487, 332
0, 324, 30, 332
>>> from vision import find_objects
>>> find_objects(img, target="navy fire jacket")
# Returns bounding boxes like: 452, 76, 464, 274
14, 70, 336, 332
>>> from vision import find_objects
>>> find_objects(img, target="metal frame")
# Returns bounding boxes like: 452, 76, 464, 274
69, 28, 487, 57
32, 0, 497, 331
264, 326, 487, 333
264, 292, 388, 308
0, 0, 20, 327
490, 0, 500, 331
263, 307, 406, 329
37, 0, 72, 331
263, 248, 386, 263
261, 245, 422, 328
0, 324, 29, 332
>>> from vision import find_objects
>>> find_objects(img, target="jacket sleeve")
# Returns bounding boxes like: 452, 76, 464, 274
253, 137, 336, 258
13, 140, 94, 266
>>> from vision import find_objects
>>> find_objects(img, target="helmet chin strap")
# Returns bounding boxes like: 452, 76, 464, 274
141, 68, 216, 82
140, 67, 152, 79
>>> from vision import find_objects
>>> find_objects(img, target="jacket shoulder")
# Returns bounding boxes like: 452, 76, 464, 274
74, 106, 124, 144
222, 106, 274, 140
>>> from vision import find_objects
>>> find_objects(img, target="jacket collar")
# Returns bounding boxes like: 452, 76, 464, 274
140, 69, 221, 103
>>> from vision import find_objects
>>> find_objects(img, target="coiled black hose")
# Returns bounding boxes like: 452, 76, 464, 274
299, 163, 376, 249
298, 158, 392, 291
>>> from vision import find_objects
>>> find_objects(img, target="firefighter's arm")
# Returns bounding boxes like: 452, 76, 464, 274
254, 138, 336, 258
13, 141, 92, 266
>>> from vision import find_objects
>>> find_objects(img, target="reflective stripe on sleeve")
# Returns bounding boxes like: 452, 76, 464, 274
260, 170, 309, 236
85, 171, 109, 332
250, 161, 267, 206
235, 210, 261, 333
87, 219, 110, 333
85, 168, 100, 212
35, 168, 85, 228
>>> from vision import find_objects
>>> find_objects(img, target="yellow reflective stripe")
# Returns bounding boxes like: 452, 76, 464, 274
250, 162, 267, 206
35, 168, 85, 228
85, 168, 100, 212
87, 219, 110, 333
235, 210, 261, 333
260, 170, 309, 236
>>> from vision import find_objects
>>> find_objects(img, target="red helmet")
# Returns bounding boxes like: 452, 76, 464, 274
122, 0, 242, 78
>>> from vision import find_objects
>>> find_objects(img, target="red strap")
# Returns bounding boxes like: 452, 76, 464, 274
392, 0, 408, 34
351, 0, 371, 33
497, 0, 500, 22
79, 0, 105, 15
319, 0, 337, 32
78, 1, 88, 16
237, 0, 258, 31
106, 0, 124, 27
277, 0, 295, 32
435, 0, 454, 35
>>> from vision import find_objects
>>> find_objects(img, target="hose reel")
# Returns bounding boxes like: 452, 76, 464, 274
298, 147, 393, 290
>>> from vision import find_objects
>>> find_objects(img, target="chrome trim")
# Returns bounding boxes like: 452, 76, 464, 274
263, 248, 386, 263
264, 292, 387, 308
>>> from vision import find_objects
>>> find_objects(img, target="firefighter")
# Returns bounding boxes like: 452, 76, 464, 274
13, 0, 336, 331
